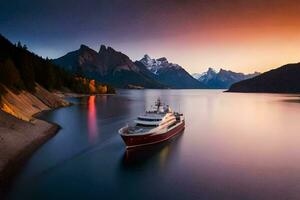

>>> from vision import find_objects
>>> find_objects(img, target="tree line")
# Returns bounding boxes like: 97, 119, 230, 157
0, 35, 115, 96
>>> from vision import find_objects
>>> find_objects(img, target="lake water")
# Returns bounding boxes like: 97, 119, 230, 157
7, 90, 300, 200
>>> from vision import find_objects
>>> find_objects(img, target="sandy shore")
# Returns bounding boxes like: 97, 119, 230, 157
0, 84, 70, 197
0, 110, 60, 196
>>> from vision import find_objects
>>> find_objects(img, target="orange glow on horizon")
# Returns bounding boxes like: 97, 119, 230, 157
113, 1, 300, 74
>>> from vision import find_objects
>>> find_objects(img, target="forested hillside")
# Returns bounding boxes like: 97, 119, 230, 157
0, 34, 114, 96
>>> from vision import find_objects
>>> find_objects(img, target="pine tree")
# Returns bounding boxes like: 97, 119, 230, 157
17, 41, 22, 48
0, 59, 23, 88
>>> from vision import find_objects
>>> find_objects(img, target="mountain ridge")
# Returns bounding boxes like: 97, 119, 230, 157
137, 54, 205, 89
53, 47, 205, 89
53, 45, 167, 89
193, 68, 260, 89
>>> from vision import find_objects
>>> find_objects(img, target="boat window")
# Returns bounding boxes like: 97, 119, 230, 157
167, 122, 177, 129
137, 117, 161, 121
136, 123, 158, 127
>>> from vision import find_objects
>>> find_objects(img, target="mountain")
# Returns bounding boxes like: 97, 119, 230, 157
53, 45, 166, 88
0, 34, 114, 95
227, 63, 300, 93
136, 55, 205, 89
193, 68, 260, 89
193, 68, 218, 83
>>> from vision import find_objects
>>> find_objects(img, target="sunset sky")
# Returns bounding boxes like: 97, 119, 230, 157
1, 0, 300, 73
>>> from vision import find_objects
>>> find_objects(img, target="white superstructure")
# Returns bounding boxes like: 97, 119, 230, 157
122, 99, 182, 135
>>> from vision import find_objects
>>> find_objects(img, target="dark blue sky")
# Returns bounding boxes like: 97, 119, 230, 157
1, 0, 195, 57
1, 0, 300, 73
1, 0, 163, 57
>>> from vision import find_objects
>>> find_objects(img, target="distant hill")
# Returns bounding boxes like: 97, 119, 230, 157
53, 45, 166, 89
137, 54, 205, 89
227, 63, 300, 93
193, 68, 260, 89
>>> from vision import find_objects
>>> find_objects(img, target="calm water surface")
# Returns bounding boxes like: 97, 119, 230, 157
7, 90, 300, 200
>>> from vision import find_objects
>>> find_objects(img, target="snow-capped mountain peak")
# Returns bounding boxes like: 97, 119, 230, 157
136, 55, 205, 89
193, 67, 260, 89
140, 55, 178, 75
142, 54, 153, 64
202, 68, 217, 81
193, 68, 218, 82
192, 73, 202, 80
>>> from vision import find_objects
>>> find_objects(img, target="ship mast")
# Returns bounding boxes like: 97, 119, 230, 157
155, 98, 161, 112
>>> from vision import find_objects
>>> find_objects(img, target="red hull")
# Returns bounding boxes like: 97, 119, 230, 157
121, 120, 185, 149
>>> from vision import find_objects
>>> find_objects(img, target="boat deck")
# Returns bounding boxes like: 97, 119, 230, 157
142, 112, 165, 117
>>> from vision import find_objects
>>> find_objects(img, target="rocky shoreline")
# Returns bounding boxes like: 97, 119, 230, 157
0, 85, 69, 197
0, 110, 60, 196
0, 88, 115, 198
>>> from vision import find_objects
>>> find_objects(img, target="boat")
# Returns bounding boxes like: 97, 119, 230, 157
119, 98, 185, 149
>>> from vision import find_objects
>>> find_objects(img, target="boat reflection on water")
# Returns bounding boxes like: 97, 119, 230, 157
121, 132, 184, 168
